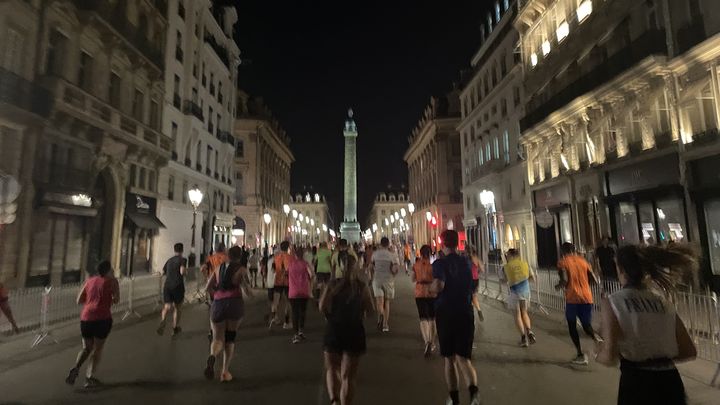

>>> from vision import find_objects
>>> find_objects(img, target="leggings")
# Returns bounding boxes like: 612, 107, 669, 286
290, 298, 308, 334
565, 303, 595, 355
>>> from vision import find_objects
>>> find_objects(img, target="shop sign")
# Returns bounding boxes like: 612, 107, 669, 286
536, 211, 554, 229
607, 155, 679, 196
126, 193, 156, 214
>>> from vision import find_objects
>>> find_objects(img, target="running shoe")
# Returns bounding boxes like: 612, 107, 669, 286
298, 331, 306, 341
477, 310, 484, 322
204, 355, 216, 380
424, 342, 432, 357
470, 394, 482, 405
220, 371, 233, 382
528, 331, 537, 345
268, 318, 275, 331
84, 377, 102, 388
291, 335, 301, 344
65, 367, 79, 386
520, 335, 529, 348
572, 353, 589, 365
156, 321, 166, 336
282, 322, 292, 330
382, 326, 390, 333
172, 326, 181, 338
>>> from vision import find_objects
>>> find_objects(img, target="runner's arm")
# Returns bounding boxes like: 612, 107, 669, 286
111, 278, 120, 304
675, 315, 697, 362
76, 282, 88, 305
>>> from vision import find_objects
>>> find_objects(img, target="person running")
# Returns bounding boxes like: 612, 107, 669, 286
431, 230, 480, 405
204, 246, 251, 382
596, 244, 697, 405
315, 242, 333, 297
269, 241, 292, 330
331, 239, 358, 280
0, 281, 19, 334
320, 252, 374, 405
260, 255, 268, 289
65, 261, 120, 388
264, 251, 276, 321
248, 249, 260, 288
369, 237, 399, 333
502, 249, 535, 347
157, 243, 187, 337
596, 236, 618, 281
289, 246, 313, 344
412, 245, 437, 356
468, 247, 484, 322
556, 242, 602, 365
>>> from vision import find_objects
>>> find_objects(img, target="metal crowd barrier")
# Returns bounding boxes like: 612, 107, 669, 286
0, 274, 161, 347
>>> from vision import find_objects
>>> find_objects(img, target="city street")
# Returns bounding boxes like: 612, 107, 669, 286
1, 276, 716, 405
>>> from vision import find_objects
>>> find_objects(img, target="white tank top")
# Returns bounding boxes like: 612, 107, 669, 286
608, 287, 678, 362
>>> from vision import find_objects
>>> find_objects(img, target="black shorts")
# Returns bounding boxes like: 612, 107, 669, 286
435, 309, 474, 359
316, 273, 331, 283
267, 288, 275, 301
274, 286, 289, 296
163, 286, 185, 304
324, 323, 366, 355
618, 362, 686, 405
471, 279, 479, 293
415, 298, 436, 320
80, 319, 113, 339
249, 268, 258, 274
211, 297, 244, 323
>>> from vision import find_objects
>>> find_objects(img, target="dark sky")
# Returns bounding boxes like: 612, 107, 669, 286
228, 0, 490, 228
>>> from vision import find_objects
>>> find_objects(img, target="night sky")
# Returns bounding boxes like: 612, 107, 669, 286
228, 0, 490, 227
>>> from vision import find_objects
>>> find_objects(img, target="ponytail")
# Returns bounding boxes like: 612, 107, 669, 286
616, 243, 699, 293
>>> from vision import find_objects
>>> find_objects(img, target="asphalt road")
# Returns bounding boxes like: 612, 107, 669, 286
0, 274, 715, 405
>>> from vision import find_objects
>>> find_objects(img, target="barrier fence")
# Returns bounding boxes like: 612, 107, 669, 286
481, 263, 720, 372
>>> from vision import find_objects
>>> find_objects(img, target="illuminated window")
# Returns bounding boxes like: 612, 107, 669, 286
556, 21, 569, 42
530, 53, 538, 67
495, 2, 501, 22
542, 40, 551, 56
577, 0, 593, 22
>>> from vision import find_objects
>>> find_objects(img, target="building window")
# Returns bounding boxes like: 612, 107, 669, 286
196, 141, 202, 169
182, 181, 188, 204
500, 53, 507, 77
132, 89, 144, 122
479, 148, 484, 165
46, 29, 67, 77
178, 0, 185, 19
109, 72, 122, 108
494, 137, 500, 159
78, 51, 93, 90
503, 130, 510, 163
235, 140, 244, 158
148, 170, 156, 192
513, 86, 521, 107
173, 75, 181, 108
129, 164, 137, 187
175, 31, 183, 62
149, 100, 159, 129
138, 167, 147, 189
208, 107, 214, 132
486, 143, 491, 161
494, 1, 501, 22
3, 28, 25, 74
171, 122, 178, 141
501, 98, 507, 117
218, 83, 223, 103
167, 175, 175, 200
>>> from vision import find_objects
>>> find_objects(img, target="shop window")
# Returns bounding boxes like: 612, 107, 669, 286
28, 213, 86, 286
616, 202, 640, 245
559, 210, 573, 244
704, 199, 720, 275
656, 198, 686, 243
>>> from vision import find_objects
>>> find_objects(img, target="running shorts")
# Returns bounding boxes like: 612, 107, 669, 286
565, 303, 593, 326
211, 297, 244, 323
618, 360, 686, 405
324, 322, 366, 355
249, 267, 258, 274
80, 319, 113, 339
371, 280, 395, 299
163, 286, 185, 304
273, 286, 289, 296
471, 279, 479, 293
316, 273, 331, 283
435, 309, 474, 359
415, 298, 436, 320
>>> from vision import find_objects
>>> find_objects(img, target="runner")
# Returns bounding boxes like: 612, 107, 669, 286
556, 242, 602, 365
501, 249, 535, 347
320, 252, 374, 405
157, 243, 187, 338
264, 250, 276, 322
260, 255, 268, 289
204, 246, 251, 382
65, 260, 120, 388
269, 241, 292, 330
412, 245, 436, 356
404, 243, 412, 272
596, 244, 697, 405
369, 237, 399, 333
288, 246, 313, 344
0, 281, 19, 334
331, 239, 357, 280
248, 248, 260, 288
431, 230, 480, 405
315, 242, 333, 298
468, 247, 484, 322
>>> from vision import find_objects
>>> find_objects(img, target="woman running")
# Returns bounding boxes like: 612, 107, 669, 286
205, 246, 251, 382
596, 244, 697, 405
0, 281, 19, 334
320, 252, 374, 405
65, 260, 120, 388
468, 247, 484, 322
289, 246, 313, 344
412, 245, 437, 356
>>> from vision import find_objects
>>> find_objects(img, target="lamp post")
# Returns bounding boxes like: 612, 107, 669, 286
263, 212, 271, 255
283, 204, 290, 241
407, 203, 415, 248
188, 186, 204, 267
480, 189, 496, 271
425, 210, 432, 246
292, 210, 298, 242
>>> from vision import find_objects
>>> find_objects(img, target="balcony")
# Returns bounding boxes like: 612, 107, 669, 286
182, 100, 204, 121
184, 157, 191, 167
74, 0, 164, 70
467, 159, 507, 184
204, 34, 230, 68
45, 77, 172, 157
216, 129, 233, 145
0, 67, 53, 117
34, 162, 91, 192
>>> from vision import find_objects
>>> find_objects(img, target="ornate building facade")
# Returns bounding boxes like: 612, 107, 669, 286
516, 0, 720, 289
288, 192, 333, 245
405, 93, 463, 249
233, 92, 293, 249
365, 192, 411, 245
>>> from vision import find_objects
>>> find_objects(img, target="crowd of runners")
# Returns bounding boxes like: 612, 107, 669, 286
53, 226, 700, 405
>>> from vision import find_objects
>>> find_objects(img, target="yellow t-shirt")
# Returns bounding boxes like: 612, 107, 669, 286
504, 257, 530, 287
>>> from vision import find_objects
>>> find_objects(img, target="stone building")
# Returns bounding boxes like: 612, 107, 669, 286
233, 92, 293, 249
405, 93, 464, 249
154, 0, 239, 270
515, 0, 720, 289
365, 191, 411, 245
1, 0, 171, 286
288, 192, 333, 245
459, 0, 536, 267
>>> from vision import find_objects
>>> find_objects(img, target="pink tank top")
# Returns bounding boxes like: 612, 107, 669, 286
471, 262, 479, 280
80, 276, 114, 321
288, 258, 311, 299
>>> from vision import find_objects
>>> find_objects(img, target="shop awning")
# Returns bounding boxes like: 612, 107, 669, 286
125, 211, 165, 230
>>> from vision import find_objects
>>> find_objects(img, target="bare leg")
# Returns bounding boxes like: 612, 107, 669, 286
419, 320, 428, 343
455, 356, 478, 387
444, 357, 459, 391
514, 305, 525, 335
160, 303, 171, 323
472, 293, 481, 311
222, 320, 240, 376
324, 352, 342, 403
86, 338, 106, 379
271, 292, 280, 320
375, 297, 384, 325
383, 300, 391, 329
210, 322, 226, 357
520, 301, 532, 331
0, 301, 19, 333
74, 337, 95, 370
340, 354, 361, 405
173, 303, 182, 329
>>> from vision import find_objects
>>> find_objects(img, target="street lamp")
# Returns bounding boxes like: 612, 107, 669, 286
188, 186, 204, 267
283, 204, 290, 216
263, 212, 271, 253
394, 212, 400, 220
480, 189, 496, 269
322, 223, 328, 232
400, 208, 406, 218
292, 209, 298, 219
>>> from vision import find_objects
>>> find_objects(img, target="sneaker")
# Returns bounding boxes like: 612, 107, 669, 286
220, 371, 233, 382
83, 377, 102, 388
65, 367, 79, 386
470, 394, 482, 405
204, 355, 216, 380
520, 335, 529, 348
424, 342, 432, 357
382, 326, 390, 333
282, 322, 292, 330
156, 321, 166, 336
298, 331, 306, 341
572, 353, 589, 365
172, 326, 181, 338
268, 318, 275, 331
291, 335, 301, 344
377, 315, 384, 331
528, 331, 536, 345
477, 310, 484, 322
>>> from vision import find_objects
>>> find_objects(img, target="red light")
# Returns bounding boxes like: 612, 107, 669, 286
431, 217, 437, 227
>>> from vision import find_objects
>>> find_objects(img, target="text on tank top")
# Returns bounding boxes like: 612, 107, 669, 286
608, 287, 679, 362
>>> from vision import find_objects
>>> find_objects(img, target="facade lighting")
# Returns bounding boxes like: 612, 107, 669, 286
556, 21, 569, 43
541, 40, 551, 56
577, 0, 592, 23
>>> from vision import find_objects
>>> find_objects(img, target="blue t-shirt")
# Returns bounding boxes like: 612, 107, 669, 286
432, 253, 473, 313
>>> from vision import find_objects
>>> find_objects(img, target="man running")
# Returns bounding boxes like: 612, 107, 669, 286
248, 249, 260, 288
315, 242, 332, 297
269, 241, 292, 330
158, 243, 187, 337
369, 237, 399, 333
431, 230, 480, 405
502, 249, 535, 347
331, 239, 357, 280
556, 242, 602, 365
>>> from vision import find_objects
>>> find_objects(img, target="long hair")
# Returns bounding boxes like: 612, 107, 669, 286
616, 243, 699, 293
329, 251, 363, 302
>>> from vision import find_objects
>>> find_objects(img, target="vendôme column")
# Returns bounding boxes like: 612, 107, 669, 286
340, 108, 361, 243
